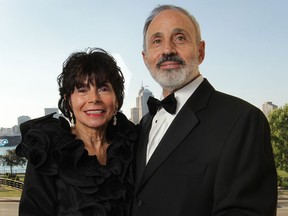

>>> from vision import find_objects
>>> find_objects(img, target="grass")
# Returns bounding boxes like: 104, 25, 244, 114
0, 185, 22, 197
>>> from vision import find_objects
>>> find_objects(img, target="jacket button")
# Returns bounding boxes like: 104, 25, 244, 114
137, 199, 143, 207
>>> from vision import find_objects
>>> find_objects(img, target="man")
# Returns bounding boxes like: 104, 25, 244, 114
132, 4, 277, 216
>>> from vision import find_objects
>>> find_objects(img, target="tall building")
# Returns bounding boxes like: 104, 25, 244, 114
130, 85, 153, 124
262, 102, 278, 118
18, 115, 31, 126
130, 107, 140, 124
44, 107, 60, 118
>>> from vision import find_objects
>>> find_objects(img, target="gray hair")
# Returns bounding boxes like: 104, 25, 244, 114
143, 4, 202, 51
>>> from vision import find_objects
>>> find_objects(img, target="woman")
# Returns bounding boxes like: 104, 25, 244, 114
16, 48, 137, 215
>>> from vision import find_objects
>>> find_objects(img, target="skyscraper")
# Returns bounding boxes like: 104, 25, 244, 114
130, 85, 153, 124
130, 107, 140, 125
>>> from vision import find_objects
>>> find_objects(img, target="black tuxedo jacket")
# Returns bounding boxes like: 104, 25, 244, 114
132, 79, 277, 216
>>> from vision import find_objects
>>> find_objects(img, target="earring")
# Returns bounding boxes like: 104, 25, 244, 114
70, 112, 75, 126
113, 114, 117, 126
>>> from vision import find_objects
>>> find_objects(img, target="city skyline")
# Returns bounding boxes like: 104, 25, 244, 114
0, 85, 154, 128
0, 87, 283, 129
1, 1, 288, 127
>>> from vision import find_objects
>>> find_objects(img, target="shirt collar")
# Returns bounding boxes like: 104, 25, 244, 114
159, 75, 204, 114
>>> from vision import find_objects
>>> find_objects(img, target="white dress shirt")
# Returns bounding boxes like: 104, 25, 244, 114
146, 75, 204, 164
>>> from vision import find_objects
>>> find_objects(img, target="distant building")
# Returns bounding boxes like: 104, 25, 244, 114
18, 115, 31, 126
0, 124, 20, 136
0, 127, 14, 136
12, 125, 20, 135
130, 85, 153, 124
262, 102, 278, 118
138, 86, 154, 118
44, 107, 60, 118
130, 107, 140, 124
0, 107, 61, 136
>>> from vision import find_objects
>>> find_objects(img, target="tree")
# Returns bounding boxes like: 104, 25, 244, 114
268, 104, 288, 187
0, 148, 26, 174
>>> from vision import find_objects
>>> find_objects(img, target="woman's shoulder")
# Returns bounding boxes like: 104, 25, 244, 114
106, 112, 137, 142
18, 113, 71, 135
16, 113, 75, 173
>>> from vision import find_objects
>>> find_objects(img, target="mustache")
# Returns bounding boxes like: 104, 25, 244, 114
156, 54, 185, 69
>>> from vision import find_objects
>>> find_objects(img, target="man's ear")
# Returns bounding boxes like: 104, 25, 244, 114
142, 50, 148, 66
198, 40, 205, 64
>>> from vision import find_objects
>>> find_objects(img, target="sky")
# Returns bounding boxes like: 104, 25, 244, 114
0, 0, 287, 128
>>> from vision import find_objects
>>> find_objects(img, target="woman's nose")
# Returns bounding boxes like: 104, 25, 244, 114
88, 90, 101, 103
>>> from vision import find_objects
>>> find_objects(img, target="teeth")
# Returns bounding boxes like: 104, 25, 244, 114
86, 110, 103, 114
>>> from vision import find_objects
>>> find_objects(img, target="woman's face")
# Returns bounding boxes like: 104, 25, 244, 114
70, 79, 118, 131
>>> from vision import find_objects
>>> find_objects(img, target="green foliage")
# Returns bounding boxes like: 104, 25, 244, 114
0, 148, 26, 174
268, 104, 288, 187
277, 169, 288, 189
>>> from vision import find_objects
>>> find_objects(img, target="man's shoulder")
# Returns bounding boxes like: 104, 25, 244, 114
214, 90, 257, 109
209, 90, 268, 123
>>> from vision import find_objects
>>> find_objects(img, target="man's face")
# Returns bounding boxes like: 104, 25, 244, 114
142, 9, 205, 94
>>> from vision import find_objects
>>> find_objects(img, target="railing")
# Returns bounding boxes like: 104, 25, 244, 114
0, 178, 23, 190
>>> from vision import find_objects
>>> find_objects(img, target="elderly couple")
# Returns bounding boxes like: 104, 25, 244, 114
16, 4, 277, 216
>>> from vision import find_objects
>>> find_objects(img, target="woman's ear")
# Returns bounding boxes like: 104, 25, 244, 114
64, 95, 73, 112
115, 100, 119, 112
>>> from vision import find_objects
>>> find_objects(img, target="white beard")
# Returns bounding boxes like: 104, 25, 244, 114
149, 58, 199, 92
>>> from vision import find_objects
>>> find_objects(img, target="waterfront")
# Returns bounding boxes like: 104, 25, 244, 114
0, 146, 26, 174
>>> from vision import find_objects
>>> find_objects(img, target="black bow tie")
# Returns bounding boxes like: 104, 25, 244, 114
147, 93, 177, 115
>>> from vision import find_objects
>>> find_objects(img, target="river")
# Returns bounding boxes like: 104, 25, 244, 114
0, 146, 26, 174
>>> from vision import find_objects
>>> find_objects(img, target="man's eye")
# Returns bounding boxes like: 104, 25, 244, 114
175, 35, 186, 42
152, 39, 161, 44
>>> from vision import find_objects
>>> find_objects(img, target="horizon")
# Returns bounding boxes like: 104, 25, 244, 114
0, 94, 283, 129
1, 0, 287, 128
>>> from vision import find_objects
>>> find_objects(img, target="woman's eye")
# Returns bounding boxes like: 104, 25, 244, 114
77, 87, 87, 93
99, 87, 107, 91
98, 86, 110, 94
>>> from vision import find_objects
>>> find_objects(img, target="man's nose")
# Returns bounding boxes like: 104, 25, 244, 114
163, 41, 177, 55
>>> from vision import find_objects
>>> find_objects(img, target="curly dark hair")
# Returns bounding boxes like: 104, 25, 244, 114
57, 47, 125, 123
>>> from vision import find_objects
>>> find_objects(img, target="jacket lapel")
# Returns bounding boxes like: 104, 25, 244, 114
136, 79, 215, 192
135, 114, 153, 185
139, 105, 198, 187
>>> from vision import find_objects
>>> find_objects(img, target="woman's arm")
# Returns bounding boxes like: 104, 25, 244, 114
19, 162, 57, 216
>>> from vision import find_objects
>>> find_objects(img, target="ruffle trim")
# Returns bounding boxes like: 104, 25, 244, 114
16, 112, 136, 214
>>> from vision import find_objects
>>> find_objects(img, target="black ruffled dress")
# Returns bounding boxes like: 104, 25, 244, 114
16, 112, 136, 216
